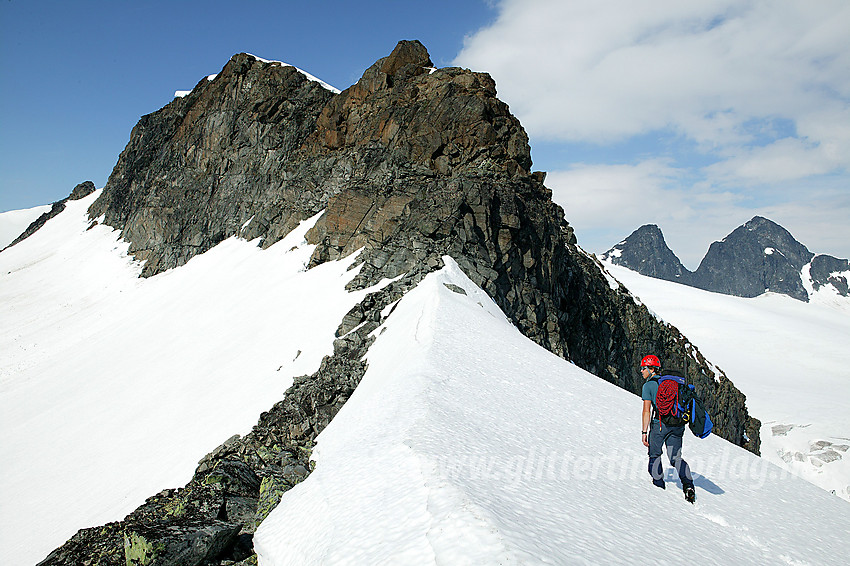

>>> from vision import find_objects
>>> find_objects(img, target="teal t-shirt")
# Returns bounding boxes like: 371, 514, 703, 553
641, 378, 658, 406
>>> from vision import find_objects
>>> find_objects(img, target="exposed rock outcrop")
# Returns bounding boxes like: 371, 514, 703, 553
601, 224, 692, 283
693, 216, 813, 301
809, 254, 850, 296
3, 181, 95, 250
42, 41, 760, 564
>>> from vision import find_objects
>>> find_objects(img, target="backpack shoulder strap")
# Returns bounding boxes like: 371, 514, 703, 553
647, 376, 660, 418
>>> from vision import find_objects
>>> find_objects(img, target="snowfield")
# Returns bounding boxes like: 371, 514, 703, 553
1, 197, 848, 565
0, 193, 382, 565
253, 257, 850, 565
604, 262, 850, 503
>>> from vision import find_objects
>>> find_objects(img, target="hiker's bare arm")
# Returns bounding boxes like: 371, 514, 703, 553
642, 400, 652, 447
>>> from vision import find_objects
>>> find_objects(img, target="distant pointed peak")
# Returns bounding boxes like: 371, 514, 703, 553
744, 215, 781, 231
695, 215, 814, 301
601, 224, 690, 282
633, 224, 664, 237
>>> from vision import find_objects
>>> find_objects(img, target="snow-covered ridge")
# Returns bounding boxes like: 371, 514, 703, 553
254, 257, 850, 564
605, 261, 850, 502
174, 53, 340, 99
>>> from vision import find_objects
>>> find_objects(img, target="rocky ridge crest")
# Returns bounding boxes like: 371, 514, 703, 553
41, 41, 760, 565
3, 181, 95, 251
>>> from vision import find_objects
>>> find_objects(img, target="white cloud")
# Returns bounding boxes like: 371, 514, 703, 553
547, 160, 739, 266
457, 0, 850, 263
706, 137, 835, 184
457, 0, 850, 147
547, 160, 688, 224
547, 160, 850, 267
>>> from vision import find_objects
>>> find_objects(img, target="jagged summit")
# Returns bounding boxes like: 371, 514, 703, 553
371, 39, 434, 84
601, 224, 690, 283
88, 40, 535, 279
694, 215, 814, 300
604, 216, 849, 302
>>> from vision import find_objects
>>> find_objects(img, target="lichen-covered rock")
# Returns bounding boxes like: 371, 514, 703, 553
123, 519, 241, 566
37, 523, 125, 566
255, 474, 289, 527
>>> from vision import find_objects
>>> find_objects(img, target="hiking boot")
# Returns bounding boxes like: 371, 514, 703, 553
684, 486, 696, 503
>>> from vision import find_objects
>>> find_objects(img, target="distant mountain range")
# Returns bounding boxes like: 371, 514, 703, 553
602, 216, 850, 302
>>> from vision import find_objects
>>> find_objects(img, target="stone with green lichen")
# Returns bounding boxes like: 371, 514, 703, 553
200, 459, 260, 496
123, 531, 164, 565
255, 475, 288, 526
122, 520, 240, 566
163, 495, 187, 519
229, 554, 259, 566
255, 443, 281, 464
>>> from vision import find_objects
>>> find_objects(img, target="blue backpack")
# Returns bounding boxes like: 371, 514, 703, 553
654, 374, 714, 439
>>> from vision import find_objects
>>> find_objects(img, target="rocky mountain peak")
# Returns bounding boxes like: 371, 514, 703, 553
605, 215, 848, 302
737, 215, 813, 263
695, 215, 814, 300
602, 224, 691, 283
378, 39, 434, 82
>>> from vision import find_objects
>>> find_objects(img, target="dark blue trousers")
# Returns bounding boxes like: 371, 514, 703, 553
648, 419, 694, 489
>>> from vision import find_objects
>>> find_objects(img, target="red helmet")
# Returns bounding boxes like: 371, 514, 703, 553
641, 355, 661, 368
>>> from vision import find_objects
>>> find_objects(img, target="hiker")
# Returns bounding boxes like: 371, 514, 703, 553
640, 354, 696, 503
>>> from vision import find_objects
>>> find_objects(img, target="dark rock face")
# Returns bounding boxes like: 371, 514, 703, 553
86, 53, 338, 276
601, 224, 692, 283
691, 216, 813, 301
809, 254, 850, 296
605, 216, 848, 302
2, 181, 96, 250
42, 41, 760, 564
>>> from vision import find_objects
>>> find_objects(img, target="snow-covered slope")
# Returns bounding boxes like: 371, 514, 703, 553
0, 193, 385, 565
604, 262, 850, 502
254, 257, 850, 564
2, 197, 849, 565
0, 203, 51, 248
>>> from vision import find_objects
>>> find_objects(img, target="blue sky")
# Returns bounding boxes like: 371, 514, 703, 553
2, 0, 848, 265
